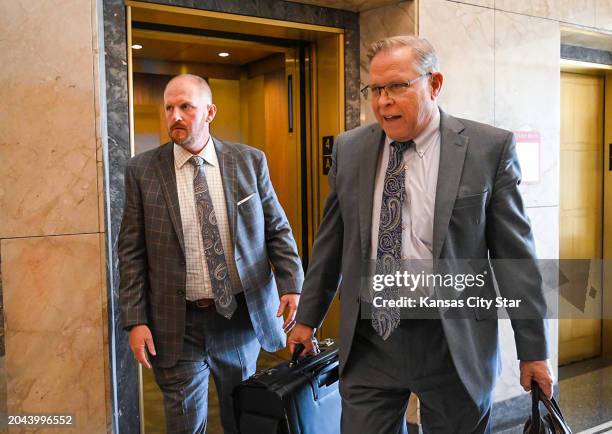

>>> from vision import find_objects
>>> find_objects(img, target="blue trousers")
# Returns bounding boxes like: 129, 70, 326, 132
153, 294, 260, 434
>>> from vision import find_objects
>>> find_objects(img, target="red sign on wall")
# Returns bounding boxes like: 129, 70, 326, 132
514, 131, 541, 183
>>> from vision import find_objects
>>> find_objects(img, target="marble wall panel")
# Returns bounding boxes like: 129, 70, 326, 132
345, 27, 362, 130
495, 0, 559, 20
595, 0, 612, 31
102, 0, 139, 429
452, 0, 495, 8
419, 0, 495, 125
526, 206, 560, 260
0, 357, 5, 434
360, 1, 417, 125
559, 0, 596, 27
98, 161, 105, 234
0, 0, 100, 238
494, 10, 560, 208
1, 234, 107, 433
494, 320, 524, 402
283, 0, 398, 12
0, 256, 5, 431
98, 232, 112, 433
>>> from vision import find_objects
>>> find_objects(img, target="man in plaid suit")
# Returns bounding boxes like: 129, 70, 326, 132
119, 74, 304, 433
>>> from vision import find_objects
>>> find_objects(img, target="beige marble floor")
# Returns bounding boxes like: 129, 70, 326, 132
143, 351, 285, 434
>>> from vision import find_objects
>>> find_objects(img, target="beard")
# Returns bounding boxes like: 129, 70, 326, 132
170, 127, 192, 145
169, 122, 209, 152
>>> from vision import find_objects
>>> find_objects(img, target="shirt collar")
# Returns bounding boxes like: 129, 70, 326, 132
384, 106, 441, 157
174, 136, 218, 169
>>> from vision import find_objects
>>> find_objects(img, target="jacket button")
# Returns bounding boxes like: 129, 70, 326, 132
177, 289, 185, 296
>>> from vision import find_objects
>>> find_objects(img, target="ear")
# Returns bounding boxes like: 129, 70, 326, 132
205, 103, 217, 123
429, 72, 444, 99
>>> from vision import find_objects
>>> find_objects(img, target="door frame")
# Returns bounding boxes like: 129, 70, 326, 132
559, 60, 612, 364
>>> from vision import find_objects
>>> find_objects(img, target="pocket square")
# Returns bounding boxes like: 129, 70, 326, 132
237, 193, 256, 206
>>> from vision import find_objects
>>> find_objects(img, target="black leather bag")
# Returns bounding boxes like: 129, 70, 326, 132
234, 339, 341, 434
523, 381, 572, 434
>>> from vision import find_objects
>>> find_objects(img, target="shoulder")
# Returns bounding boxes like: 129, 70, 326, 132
126, 143, 173, 176
443, 112, 516, 170
125, 142, 169, 172
449, 114, 512, 145
337, 122, 381, 144
214, 137, 265, 164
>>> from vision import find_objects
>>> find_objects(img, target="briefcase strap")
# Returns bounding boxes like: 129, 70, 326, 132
530, 381, 572, 434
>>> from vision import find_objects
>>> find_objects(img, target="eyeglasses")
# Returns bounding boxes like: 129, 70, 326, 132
360, 73, 432, 99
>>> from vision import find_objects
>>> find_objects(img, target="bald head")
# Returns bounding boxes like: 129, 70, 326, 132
164, 74, 212, 104
163, 74, 217, 154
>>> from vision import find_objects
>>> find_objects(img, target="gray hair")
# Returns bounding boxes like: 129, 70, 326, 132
366, 35, 439, 74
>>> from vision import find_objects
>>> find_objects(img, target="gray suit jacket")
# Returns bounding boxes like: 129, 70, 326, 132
119, 138, 304, 368
295, 111, 548, 406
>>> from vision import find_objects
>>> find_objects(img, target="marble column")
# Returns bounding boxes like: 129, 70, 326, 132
0, 0, 109, 432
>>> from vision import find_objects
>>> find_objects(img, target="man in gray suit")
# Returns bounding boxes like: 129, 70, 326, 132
119, 74, 304, 434
288, 36, 553, 433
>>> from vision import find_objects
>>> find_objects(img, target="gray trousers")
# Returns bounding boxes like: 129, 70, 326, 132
153, 294, 260, 434
340, 319, 492, 434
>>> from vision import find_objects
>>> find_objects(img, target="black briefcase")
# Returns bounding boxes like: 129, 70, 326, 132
234, 338, 341, 434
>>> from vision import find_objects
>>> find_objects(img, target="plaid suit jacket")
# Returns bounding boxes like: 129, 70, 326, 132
119, 138, 304, 368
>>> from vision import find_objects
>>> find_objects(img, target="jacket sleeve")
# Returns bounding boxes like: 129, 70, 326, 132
295, 137, 344, 329
256, 151, 305, 295
486, 131, 549, 361
118, 161, 150, 330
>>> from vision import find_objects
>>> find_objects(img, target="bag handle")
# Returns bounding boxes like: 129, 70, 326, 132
531, 380, 542, 433
531, 380, 572, 433
289, 344, 305, 367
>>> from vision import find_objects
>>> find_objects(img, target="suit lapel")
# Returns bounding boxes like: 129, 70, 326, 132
432, 111, 469, 259
359, 124, 386, 260
214, 138, 237, 248
154, 142, 185, 255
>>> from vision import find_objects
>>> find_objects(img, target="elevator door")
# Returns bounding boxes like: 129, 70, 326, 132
559, 71, 605, 365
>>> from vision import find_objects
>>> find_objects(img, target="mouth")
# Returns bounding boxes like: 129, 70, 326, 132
382, 115, 401, 121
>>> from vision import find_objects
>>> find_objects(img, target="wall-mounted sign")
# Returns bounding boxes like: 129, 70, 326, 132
514, 131, 540, 183
322, 136, 334, 175
323, 155, 332, 175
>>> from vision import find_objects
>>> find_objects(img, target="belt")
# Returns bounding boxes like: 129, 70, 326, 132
186, 298, 215, 310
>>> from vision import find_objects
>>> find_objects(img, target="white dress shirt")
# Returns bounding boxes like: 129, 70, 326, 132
174, 137, 242, 301
370, 107, 441, 261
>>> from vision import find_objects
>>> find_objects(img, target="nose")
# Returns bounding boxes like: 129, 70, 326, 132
169, 107, 182, 122
376, 91, 394, 108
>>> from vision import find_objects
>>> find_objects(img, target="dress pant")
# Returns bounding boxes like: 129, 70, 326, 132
340, 318, 492, 434
153, 294, 260, 434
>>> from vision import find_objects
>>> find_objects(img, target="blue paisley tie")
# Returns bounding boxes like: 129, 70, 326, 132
372, 140, 412, 339
189, 156, 237, 319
